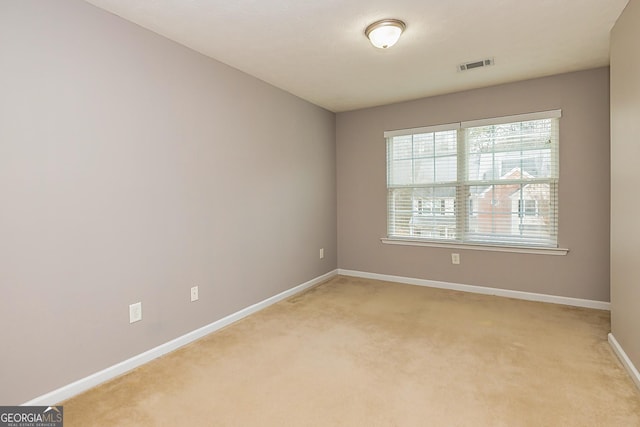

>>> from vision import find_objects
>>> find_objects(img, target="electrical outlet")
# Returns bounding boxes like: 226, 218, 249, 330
191, 286, 199, 302
319, 248, 324, 259
129, 302, 142, 323
451, 253, 460, 265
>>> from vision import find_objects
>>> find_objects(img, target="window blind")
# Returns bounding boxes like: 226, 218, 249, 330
386, 110, 561, 248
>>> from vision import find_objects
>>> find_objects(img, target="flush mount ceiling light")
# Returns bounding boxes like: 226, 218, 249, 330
365, 19, 406, 49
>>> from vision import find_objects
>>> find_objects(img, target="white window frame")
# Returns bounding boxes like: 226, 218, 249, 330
382, 110, 568, 256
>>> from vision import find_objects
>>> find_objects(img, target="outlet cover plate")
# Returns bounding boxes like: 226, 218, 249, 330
129, 302, 142, 323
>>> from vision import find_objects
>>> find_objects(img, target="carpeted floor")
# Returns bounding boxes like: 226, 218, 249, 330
62, 275, 640, 426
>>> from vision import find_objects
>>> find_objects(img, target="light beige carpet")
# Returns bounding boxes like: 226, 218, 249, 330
62, 276, 640, 426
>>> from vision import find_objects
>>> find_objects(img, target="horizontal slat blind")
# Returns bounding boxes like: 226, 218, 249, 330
465, 117, 559, 246
387, 129, 459, 240
386, 112, 560, 248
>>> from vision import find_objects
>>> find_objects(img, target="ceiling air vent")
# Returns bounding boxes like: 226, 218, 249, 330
458, 58, 494, 72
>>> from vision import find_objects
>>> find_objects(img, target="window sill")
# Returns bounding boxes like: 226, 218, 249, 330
380, 238, 569, 256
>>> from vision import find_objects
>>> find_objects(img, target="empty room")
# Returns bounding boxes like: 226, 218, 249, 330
2, 0, 640, 425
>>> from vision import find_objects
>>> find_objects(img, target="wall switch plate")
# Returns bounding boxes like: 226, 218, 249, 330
319, 248, 324, 259
191, 286, 199, 302
451, 253, 460, 265
129, 302, 142, 323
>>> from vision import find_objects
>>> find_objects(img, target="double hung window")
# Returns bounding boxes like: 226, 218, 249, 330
386, 110, 560, 248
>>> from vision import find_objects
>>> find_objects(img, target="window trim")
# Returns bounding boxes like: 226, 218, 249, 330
383, 110, 561, 139
460, 109, 562, 128
380, 237, 569, 256
384, 110, 564, 253
384, 122, 460, 138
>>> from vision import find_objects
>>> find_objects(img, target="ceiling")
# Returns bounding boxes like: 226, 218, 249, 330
84, 0, 628, 112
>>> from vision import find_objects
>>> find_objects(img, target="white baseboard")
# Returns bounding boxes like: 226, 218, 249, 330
608, 333, 640, 391
23, 269, 338, 406
337, 269, 610, 311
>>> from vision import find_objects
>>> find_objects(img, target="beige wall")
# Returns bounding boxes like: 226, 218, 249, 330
337, 68, 610, 302
610, 0, 640, 371
0, 1, 336, 404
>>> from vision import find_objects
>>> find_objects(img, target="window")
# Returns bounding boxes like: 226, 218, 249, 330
386, 110, 560, 248
518, 200, 537, 217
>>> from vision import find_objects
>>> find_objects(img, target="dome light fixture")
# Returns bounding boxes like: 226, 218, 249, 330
365, 19, 406, 49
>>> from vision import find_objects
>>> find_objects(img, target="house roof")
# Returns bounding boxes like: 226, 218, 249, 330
476, 168, 539, 198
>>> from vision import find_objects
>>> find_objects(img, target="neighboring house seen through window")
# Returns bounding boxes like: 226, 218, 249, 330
386, 110, 560, 248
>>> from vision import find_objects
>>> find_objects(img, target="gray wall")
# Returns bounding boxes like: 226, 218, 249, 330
337, 68, 611, 302
0, 0, 336, 404
611, 0, 640, 372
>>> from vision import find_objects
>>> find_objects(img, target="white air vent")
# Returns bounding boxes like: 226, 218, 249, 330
458, 58, 494, 72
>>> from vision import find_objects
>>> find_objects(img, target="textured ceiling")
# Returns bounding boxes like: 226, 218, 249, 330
84, 0, 628, 112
